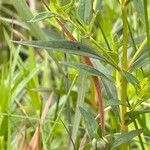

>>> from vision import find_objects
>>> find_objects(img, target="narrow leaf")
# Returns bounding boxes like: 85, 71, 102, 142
105, 99, 126, 107
13, 40, 119, 69
79, 106, 100, 139
133, 0, 144, 23
125, 109, 150, 125
60, 61, 113, 81
29, 11, 56, 22
78, 0, 93, 24
123, 71, 139, 88
112, 129, 143, 149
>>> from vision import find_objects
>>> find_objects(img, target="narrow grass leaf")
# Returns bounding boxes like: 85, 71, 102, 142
70, 73, 87, 150
12, 64, 42, 102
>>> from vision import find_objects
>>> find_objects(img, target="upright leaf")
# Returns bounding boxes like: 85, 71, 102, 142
79, 106, 101, 139
78, 0, 93, 24
133, 0, 144, 23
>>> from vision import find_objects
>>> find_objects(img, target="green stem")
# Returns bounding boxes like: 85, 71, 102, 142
120, 3, 128, 150
143, 0, 150, 60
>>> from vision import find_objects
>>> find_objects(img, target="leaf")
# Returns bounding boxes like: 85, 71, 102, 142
13, 40, 119, 69
132, 0, 144, 23
29, 11, 56, 22
125, 109, 150, 125
94, 0, 102, 12
79, 106, 101, 139
122, 71, 140, 88
12, 64, 43, 103
78, 0, 93, 24
70, 73, 87, 150
131, 51, 149, 70
111, 129, 143, 149
59, 61, 113, 81
105, 99, 127, 107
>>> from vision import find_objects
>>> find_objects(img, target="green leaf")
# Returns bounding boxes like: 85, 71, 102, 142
105, 99, 128, 107
29, 11, 56, 22
111, 129, 143, 149
79, 106, 100, 139
78, 0, 93, 24
133, 0, 144, 23
123, 71, 140, 88
12, 63, 43, 105
131, 51, 149, 70
13, 40, 119, 69
125, 109, 150, 125
59, 61, 113, 81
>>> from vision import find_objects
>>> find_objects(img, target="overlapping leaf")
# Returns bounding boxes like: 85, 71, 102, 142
13, 40, 119, 69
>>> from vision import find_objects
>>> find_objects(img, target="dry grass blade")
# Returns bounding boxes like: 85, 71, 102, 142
29, 126, 41, 150
29, 93, 54, 150
40, 92, 54, 124
22, 125, 29, 150
16, 124, 25, 150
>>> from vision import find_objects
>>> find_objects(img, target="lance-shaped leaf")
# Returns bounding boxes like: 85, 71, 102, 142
133, 0, 145, 23
79, 106, 101, 139
13, 40, 119, 69
122, 71, 140, 88
78, 0, 93, 24
29, 11, 56, 22
111, 129, 143, 149
125, 109, 150, 125
59, 61, 113, 81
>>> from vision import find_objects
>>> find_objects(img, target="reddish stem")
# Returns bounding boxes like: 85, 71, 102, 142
56, 19, 105, 134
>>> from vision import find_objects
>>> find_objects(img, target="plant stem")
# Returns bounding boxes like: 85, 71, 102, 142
143, 0, 150, 59
120, 2, 128, 150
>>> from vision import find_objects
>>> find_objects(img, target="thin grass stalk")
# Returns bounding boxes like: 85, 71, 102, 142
45, 75, 78, 144
120, 1, 128, 149
69, 73, 87, 150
